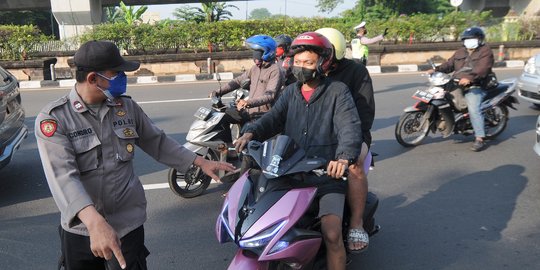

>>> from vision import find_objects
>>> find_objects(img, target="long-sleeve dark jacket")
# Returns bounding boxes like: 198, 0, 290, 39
328, 58, 375, 134
244, 77, 362, 164
218, 62, 284, 115
435, 44, 494, 86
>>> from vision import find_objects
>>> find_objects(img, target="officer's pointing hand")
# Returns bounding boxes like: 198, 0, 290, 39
194, 156, 235, 181
80, 206, 127, 269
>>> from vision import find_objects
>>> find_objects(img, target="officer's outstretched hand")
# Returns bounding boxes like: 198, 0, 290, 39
78, 206, 126, 269
194, 156, 235, 181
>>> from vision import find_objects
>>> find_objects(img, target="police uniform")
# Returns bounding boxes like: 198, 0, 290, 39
36, 87, 196, 269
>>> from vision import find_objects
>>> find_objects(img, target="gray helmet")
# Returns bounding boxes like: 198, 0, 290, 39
274, 34, 293, 52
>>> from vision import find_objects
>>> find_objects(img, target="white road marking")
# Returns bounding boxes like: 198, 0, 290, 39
143, 180, 220, 190
137, 96, 232, 105
143, 183, 170, 190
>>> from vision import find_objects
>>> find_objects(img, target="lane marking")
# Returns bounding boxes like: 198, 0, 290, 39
143, 183, 170, 190
143, 180, 219, 191
137, 96, 232, 104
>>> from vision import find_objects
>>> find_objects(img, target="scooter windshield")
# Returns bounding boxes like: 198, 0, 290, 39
247, 135, 309, 178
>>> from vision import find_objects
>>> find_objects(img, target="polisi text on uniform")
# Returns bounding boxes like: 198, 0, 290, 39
113, 118, 134, 128
68, 128, 93, 139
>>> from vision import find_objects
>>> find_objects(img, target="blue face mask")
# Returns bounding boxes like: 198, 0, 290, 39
96, 71, 127, 100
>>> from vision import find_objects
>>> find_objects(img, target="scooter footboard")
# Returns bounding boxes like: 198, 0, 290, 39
228, 249, 270, 270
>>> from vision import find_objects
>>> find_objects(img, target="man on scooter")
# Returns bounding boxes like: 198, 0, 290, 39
209, 34, 284, 132
428, 27, 494, 151
316, 27, 373, 253
235, 32, 363, 270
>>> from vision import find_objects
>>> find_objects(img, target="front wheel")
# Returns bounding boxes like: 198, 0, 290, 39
168, 152, 216, 198
484, 104, 509, 139
395, 111, 430, 147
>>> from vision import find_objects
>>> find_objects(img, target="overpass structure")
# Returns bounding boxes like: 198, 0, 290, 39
0, 0, 538, 40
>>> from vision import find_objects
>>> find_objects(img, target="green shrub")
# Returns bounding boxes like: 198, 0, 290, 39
0, 25, 51, 60
5, 11, 529, 58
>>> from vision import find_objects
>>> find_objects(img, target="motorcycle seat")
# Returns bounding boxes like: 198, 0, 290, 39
484, 84, 509, 101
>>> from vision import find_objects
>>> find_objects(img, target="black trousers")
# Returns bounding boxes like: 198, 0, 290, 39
58, 225, 149, 270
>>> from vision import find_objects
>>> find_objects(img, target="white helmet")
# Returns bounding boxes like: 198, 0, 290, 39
315, 27, 347, 60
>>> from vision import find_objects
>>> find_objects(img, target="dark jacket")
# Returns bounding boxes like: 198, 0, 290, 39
328, 58, 375, 135
244, 77, 362, 164
435, 44, 494, 86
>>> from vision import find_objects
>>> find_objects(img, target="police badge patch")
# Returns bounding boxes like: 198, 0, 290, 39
40, 119, 57, 137
116, 110, 126, 117
123, 128, 135, 137
126, 143, 134, 153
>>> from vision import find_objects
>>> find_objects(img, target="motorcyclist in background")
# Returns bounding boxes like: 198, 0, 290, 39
427, 27, 494, 152
316, 27, 373, 253
274, 34, 297, 87
274, 34, 293, 65
210, 34, 285, 135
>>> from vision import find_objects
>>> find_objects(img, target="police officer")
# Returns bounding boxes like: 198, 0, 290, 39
35, 40, 234, 270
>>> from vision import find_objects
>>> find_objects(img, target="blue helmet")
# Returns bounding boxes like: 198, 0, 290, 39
245, 35, 276, 62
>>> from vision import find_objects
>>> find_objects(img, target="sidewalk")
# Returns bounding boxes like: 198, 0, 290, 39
18, 60, 525, 89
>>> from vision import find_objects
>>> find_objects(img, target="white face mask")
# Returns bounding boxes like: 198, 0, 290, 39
463, 38, 479, 49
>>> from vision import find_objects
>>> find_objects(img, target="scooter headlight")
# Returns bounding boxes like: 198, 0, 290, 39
219, 202, 234, 242
269, 240, 290, 254
238, 220, 287, 248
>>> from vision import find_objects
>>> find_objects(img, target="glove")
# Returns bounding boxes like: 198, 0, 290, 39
383, 28, 388, 37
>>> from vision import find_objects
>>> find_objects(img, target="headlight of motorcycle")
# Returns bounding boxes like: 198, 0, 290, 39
523, 56, 536, 75
219, 202, 234, 241
239, 220, 287, 248
428, 86, 445, 99
269, 240, 290, 254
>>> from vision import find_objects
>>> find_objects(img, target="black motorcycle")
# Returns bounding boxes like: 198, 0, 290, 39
395, 68, 518, 147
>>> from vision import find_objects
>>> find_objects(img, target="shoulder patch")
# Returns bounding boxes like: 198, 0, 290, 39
40, 119, 58, 137
42, 96, 68, 114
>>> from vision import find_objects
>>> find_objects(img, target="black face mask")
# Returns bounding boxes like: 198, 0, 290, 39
292, 66, 317, 83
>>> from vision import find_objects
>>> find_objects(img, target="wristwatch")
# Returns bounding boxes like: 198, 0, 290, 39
347, 157, 358, 166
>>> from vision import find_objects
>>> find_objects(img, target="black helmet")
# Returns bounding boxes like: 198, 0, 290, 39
274, 34, 293, 51
460, 27, 485, 43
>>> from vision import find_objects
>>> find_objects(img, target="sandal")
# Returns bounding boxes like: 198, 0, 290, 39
347, 228, 369, 254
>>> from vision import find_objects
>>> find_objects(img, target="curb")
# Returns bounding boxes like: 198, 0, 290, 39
19, 60, 524, 89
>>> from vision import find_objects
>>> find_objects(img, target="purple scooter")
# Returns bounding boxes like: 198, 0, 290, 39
216, 135, 379, 269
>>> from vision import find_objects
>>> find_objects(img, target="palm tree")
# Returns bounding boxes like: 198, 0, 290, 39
174, 2, 239, 23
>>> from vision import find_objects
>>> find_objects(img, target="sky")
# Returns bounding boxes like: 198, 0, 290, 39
141, 0, 357, 20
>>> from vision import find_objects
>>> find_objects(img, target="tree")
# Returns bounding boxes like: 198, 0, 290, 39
250, 8, 272, 20
173, 2, 239, 23
316, 0, 344, 13
108, 1, 148, 25
0, 10, 59, 38
317, 0, 454, 15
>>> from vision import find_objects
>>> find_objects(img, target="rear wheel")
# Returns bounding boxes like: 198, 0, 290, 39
168, 151, 217, 198
395, 111, 430, 147
484, 104, 509, 139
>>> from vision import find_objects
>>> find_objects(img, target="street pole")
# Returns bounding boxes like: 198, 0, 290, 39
245, 0, 248, 20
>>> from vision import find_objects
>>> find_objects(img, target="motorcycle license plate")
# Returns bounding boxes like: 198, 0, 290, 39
412, 90, 434, 103
194, 107, 212, 121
